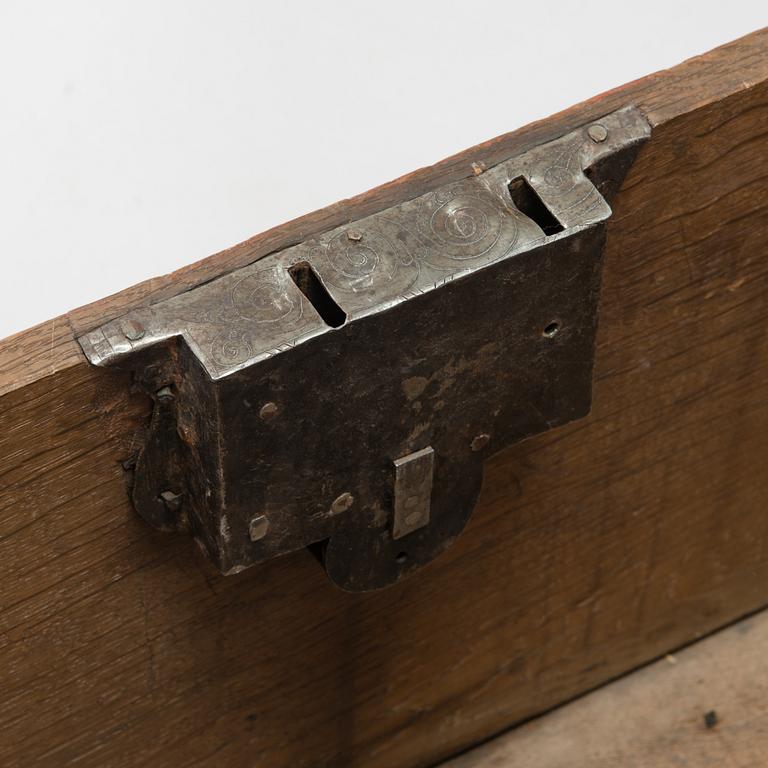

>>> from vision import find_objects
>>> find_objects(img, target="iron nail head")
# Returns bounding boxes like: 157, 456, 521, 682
159, 490, 183, 510
588, 124, 608, 143
249, 515, 270, 541
121, 318, 146, 341
156, 386, 174, 401
259, 402, 279, 421
471, 433, 491, 452
330, 492, 354, 516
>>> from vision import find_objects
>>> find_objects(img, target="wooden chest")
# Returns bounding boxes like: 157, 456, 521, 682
1, 28, 767, 767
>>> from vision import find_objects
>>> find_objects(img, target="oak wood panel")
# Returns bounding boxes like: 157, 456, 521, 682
446, 611, 768, 767
1, 29, 768, 768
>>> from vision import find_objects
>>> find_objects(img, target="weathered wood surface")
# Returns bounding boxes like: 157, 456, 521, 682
1, 28, 768, 768
446, 611, 768, 767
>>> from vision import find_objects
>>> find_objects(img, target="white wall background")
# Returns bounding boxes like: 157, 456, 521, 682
0, 1, 764, 339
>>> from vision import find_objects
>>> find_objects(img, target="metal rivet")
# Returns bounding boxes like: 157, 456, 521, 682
156, 386, 174, 401
588, 124, 608, 143
347, 230, 363, 242
121, 318, 146, 341
159, 490, 183, 511
330, 492, 354, 516
249, 515, 270, 541
259, 402, 279, 421
471, 434, 491, 452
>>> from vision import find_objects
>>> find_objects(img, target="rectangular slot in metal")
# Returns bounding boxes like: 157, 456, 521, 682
288, 261, 347, 328
508, 176, 565, 235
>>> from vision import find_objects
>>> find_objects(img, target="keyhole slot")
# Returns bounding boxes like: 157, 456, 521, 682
289, 262, 347, 328
508, 176, 565, 235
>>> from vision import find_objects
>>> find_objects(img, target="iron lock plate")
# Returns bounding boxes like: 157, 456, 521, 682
79, 107, 649, 591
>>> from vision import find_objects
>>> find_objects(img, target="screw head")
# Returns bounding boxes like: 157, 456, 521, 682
330, 492, 354, 516
347, 230, 363, 242
587, 124, 608, 143
471, 433, 491, 452
259, 402, 279, 421
249, 515, 270, 541
121, 318, 146, 341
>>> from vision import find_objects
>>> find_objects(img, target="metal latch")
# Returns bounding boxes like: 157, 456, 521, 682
79, 106, 649, 591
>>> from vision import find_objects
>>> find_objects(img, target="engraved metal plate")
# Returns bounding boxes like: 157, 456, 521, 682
79, 106, 649, 591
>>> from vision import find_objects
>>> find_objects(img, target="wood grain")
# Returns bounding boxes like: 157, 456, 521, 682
445, 611, 768, 767
1, 28, 768, 768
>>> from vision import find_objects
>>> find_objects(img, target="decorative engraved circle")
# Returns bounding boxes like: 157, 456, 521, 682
232, 270, 295, 322
432, 200, 490, 246
541, 139, 581, 193
417, 183, 506, 268
543, 165, 573, 189
317, 228, 418, 295
211, 329, 254, 368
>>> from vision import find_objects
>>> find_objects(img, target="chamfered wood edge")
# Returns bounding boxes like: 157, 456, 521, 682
441, 609, 768, 768
1, 26, 766, 397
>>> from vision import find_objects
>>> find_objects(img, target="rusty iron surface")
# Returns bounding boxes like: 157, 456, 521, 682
78, 107, 650, 591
